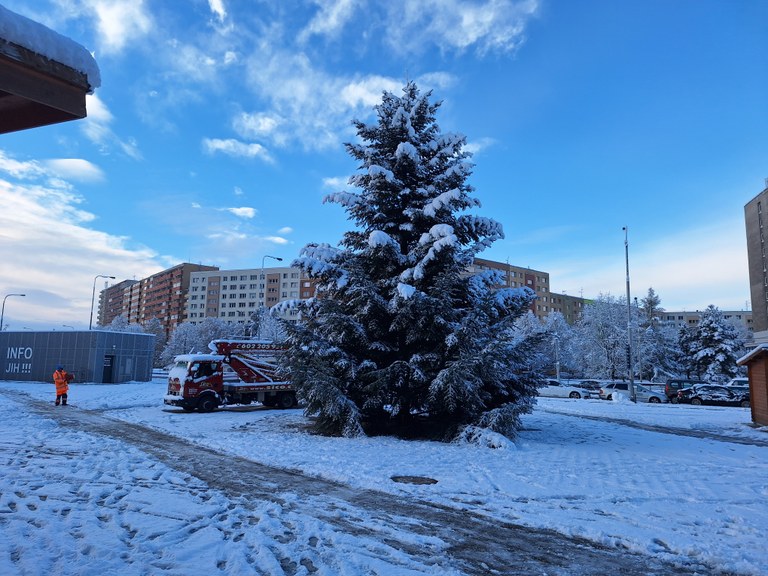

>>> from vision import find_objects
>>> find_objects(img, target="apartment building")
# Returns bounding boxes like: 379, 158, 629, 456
468, 258, 585, 322
121, 263, 219, 337
97, 279, 138, 327
745, 181, 768, 344
657, 310, 753, 333
99, 258, 583, 336
185, 266, 318, 326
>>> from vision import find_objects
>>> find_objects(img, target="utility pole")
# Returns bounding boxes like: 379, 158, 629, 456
623, 227, 636, 402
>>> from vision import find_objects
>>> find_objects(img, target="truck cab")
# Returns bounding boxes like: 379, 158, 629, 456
165, 354, 225, 412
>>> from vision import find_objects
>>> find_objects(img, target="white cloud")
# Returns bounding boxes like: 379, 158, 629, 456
242, 49, 406, 150
299, 0, 360, 43
233, 186, 243, 196
43, 159, 105, 183
224, 207, 257, 219
82, 94, 142, 159
465, 137, 496, 155
385, 0, 539, 56
0, 160, 163, 328
293, 0, 538, 56
207, 230, 247, 241
87, 0, 153, 55
202, 138, 274, 163
163, 39, 219, 83
322, 176, 348, 190
233, 112, 284, 142
263, 235, 289, 245
0, 151, 46, 180
208, 0, 227, 22
277, 227, 293, 235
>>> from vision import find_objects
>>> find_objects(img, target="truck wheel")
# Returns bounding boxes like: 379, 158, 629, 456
182, 406, 196, 412
277, 392, 296, 409
197, 395, 218, 413
262, 397, 277, 407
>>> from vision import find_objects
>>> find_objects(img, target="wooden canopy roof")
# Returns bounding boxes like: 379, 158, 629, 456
0, 37, 91, 134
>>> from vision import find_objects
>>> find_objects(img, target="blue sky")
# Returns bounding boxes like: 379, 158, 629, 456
1, 0, 766, 330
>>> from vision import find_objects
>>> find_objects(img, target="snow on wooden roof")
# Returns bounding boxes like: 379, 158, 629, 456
0, 5, 100, 134
737, 343, 768, 366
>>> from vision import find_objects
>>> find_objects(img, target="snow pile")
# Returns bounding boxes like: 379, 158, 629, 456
0, 5, 100, 89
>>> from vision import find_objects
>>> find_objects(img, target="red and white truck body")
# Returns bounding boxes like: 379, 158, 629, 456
163, 339, 296, 412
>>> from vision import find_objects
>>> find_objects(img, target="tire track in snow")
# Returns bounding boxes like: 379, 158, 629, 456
536, 407, 768, 446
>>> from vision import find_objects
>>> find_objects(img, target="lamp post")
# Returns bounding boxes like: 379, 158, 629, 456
259, 255, 283, 338
553, 332, 561, 382
623, 227, 636, 402
260, 255, 283, 308
90, 275, 115, 330
0, 293, 26, 331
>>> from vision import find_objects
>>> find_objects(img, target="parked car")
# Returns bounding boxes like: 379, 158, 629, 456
538, 380, 593, 399
577, 380, 603, 393
664, 379, 707, 403
598, 382, 667, 403
725, 377, 748, 387
677, 384, 750, 407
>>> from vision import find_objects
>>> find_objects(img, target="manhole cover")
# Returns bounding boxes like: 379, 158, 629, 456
390, 475, 438, 485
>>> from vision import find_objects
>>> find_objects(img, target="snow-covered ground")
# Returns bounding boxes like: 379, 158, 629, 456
1, 378, 767, 575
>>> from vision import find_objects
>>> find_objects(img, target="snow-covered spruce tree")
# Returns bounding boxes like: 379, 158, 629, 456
282, 83, 541, 440
688, 305, 744, 382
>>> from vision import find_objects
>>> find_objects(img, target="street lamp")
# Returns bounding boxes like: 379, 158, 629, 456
623, 227, 636, 402
260, 255, 283, 308
553, 333, 561, 382
259, 255, 283, 338
90, 275, 115, 330
0, 293, 26, 331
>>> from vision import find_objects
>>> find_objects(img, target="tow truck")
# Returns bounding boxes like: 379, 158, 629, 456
163, 339, 296, 412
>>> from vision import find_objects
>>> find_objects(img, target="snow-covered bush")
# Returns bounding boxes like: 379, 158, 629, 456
281, 83, 542, 440
160, 318, 245, 366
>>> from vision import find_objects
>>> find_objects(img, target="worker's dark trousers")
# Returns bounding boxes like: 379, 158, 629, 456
55, 394, 67, 406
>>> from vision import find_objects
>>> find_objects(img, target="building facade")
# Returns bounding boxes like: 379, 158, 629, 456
97, 279, 138, 327
185, 266, 317, 326
468, 258, 585, 322
744, 182, 768, 344
657, 310, 753, 334
0, 330, 154, 383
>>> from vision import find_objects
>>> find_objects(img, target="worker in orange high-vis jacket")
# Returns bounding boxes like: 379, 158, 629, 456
53, 365, 71, 406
